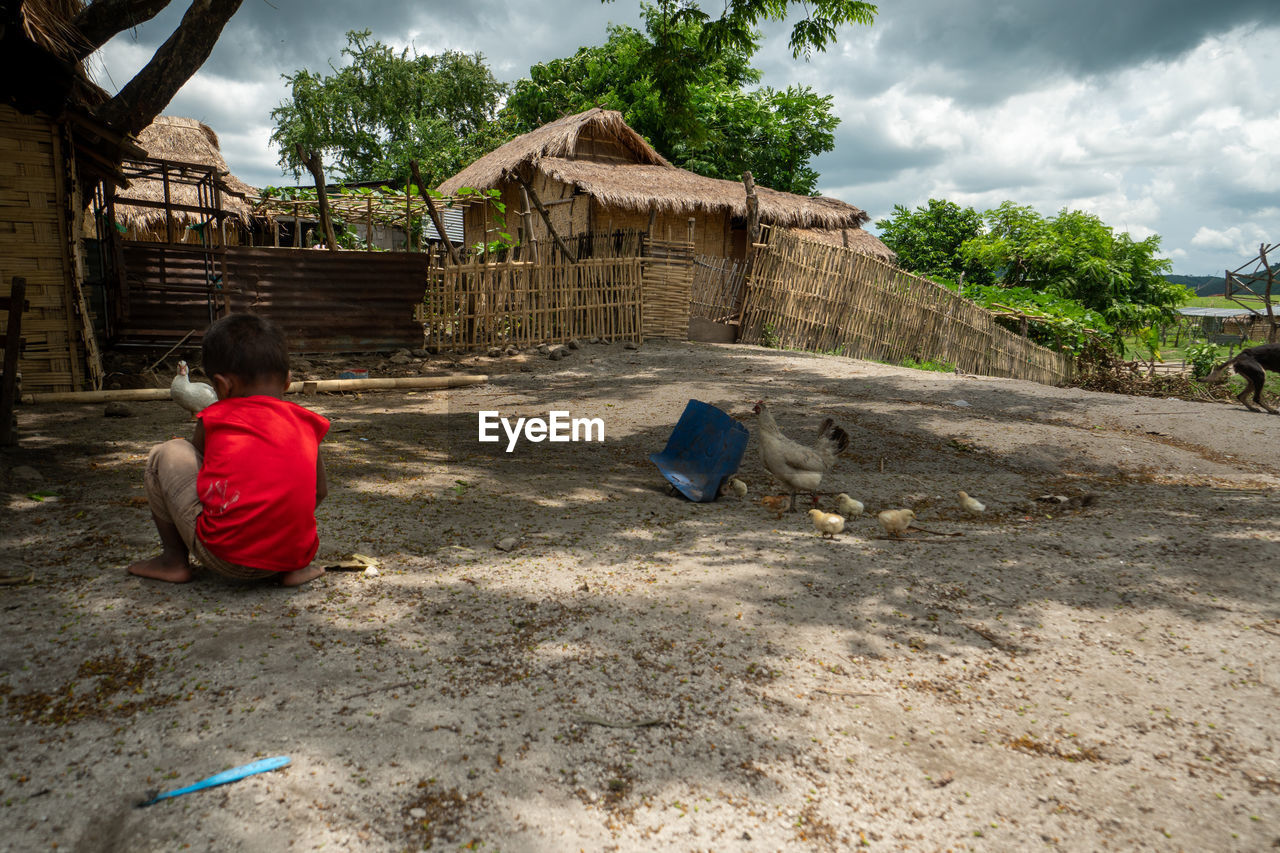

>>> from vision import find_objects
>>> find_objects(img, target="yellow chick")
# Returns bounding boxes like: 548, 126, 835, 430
878, 508, 916, 538
834, 493, 864, 518
808, 509, 845, 539
730, 477, 748, 498
957, 490, 986, 515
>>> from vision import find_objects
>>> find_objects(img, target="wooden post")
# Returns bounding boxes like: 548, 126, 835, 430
520, 184, 536, 250
408, 159, 460, 264
1261, 243, 1277, 344
734, 171, 761, 327
1, 277, 27, 447
405, 177, 413, 252
366, 196, 373, 251
516, 173, 577, 263
295, 144, 338, 251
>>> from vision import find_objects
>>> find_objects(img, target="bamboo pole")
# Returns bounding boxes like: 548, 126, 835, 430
22, 374, 489, 404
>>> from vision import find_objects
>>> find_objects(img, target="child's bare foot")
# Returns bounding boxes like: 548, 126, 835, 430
277, 565, 324, 587
128, 555, 194, 583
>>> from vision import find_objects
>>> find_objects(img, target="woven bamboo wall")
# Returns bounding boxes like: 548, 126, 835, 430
418, 238, 644, 351
0, 105, 84, 393
641, 237, 694, 340
740, 230, 1074, 385
690, 254, 745, 322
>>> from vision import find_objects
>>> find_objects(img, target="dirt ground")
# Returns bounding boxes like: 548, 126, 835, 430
2, 340, 1279, 852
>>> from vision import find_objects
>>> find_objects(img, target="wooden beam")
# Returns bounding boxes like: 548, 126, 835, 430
516, 173, 577, 263
1, 277, 27, 446
22, 374, 489, 404
735, 171, 761, 327
408, 159, 460, 264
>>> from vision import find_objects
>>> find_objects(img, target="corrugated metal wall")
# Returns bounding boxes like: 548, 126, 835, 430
115, 245, 430, 353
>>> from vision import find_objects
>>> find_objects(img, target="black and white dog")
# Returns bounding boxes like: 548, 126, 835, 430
1204, 342, 1280, 414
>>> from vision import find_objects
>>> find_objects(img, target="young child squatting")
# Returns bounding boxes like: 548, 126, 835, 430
127, 314, 330, 587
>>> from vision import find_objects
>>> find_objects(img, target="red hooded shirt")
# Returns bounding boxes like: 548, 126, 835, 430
195, 396, 329, 571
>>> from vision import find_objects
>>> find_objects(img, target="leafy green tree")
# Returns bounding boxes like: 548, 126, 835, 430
270, 30, 508, 186
960, 202, 1185, 337
505, 4, 844, 194
604, 0, 878, 59
874, 199, 993, 285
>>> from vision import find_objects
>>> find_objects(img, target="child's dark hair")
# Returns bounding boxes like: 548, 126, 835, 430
202, 313, 290, 381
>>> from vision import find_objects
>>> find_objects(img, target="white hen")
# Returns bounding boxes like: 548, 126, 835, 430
171, 360, 218, 418
752, 401, 849, 512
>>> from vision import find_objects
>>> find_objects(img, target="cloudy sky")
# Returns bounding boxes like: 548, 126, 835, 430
94, 0, 1280, 274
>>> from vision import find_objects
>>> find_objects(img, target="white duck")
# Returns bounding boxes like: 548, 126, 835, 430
171, 360, 218, 418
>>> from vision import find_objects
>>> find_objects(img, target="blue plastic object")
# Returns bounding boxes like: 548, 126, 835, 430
136, 756, 291, 807
649, 400, 749, 502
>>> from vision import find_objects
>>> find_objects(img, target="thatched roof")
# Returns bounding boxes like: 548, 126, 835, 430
18, 0, 86, 62
538, 158, 867, 230
790, 226, 897, 263
113, 116, 256, 230
439, 107, 670, 195
439, 107, 867, 230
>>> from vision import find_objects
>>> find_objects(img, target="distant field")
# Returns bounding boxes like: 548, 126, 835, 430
1186, 295, 1247, 309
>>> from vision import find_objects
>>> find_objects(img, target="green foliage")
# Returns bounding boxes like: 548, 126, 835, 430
604, 0, 878, 59
899, 356, 955, 373
959, 202, 1185, 340
961, 283, 1112, 358
874, 199, 993, 285
761, 322, 780, 348
270, 30, 508, 187
506, 2, 854, 194
1184, 341, 1223, 379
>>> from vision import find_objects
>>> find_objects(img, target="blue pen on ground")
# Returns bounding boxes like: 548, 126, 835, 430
135, 756, 291, 808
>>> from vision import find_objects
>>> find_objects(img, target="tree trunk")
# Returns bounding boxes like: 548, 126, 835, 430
72, 0, 174, 60
409, 160, 459, 263
93, 0, 245, 137
296, 144, 338, 252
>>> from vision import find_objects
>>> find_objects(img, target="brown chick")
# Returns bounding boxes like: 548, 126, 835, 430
761, 494, 789, 519
808, 509, 845, 539
878, 508, 916, 539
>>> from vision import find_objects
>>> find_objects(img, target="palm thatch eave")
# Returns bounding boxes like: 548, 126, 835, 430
536, 158, 868, 230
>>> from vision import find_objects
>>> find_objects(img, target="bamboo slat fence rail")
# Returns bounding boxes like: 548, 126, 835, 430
740, 230, 1075, 385
417, 234, 646, 351
641, 238, 695, 340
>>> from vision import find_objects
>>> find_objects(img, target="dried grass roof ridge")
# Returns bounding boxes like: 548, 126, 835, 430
112, 116, 255, 230
437, 107, 868, 231
439, 107, 670, 194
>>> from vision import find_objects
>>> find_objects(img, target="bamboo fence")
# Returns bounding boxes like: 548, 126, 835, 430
740, 230, 1075, 385
417, 235, 645, 351
690, 255, 746, 323
641, 237, 695, 340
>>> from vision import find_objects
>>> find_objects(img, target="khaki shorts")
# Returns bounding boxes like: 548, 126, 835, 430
144, 439, 275, 581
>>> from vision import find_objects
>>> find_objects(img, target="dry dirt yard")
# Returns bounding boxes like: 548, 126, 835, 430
2, 340, 1279, 852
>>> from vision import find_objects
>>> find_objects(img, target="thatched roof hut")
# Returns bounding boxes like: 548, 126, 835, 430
112, 116, 255, 238
438, 107, 888, 259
